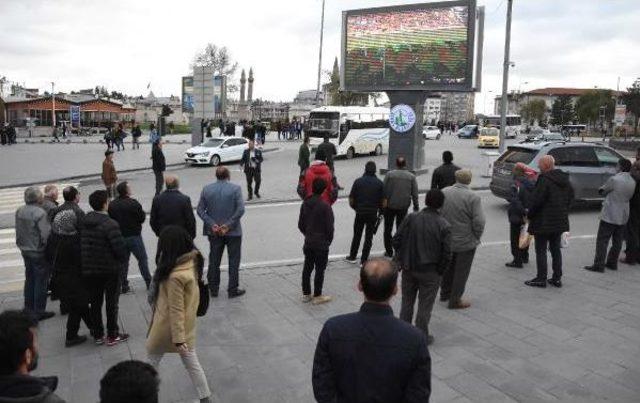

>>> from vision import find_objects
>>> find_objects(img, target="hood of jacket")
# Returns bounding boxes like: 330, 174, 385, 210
308, 161, 330, 175
0, 375, 57, 401
82, 211, 110, 230
542, 169, 570, 188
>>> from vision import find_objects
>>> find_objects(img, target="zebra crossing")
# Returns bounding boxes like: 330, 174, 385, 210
0, 183, 78, 293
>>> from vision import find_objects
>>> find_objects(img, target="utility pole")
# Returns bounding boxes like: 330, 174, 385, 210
51, 82, 56, 128
315, 0, 326, 106
498, 0, 513, 153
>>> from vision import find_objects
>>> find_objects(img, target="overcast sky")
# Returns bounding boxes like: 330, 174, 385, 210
1, 0, 639, 113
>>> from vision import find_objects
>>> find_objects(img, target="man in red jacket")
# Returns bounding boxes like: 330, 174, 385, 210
302, 150, 337, 205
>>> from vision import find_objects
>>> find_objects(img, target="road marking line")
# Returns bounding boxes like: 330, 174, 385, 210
0, 229, 15, 235
0, 259, 23, 269
0, 238, 15, 245
0, 248, 19, 256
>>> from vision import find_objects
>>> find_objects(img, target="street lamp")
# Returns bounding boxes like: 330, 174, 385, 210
315, 0, 326, 106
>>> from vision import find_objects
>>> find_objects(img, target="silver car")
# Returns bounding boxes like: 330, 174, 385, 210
490, 141, 624, 202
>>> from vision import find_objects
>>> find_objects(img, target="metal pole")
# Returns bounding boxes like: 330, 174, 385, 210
51, 82, 56, 127
315, 0, 325, 106
498, 0, 513, 153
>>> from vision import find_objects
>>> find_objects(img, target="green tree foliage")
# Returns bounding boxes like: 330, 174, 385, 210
575, 89, 615, 126
326, 57, 369, 106
550, 95, 575, 125
520, 99, 547, 125
621, 79, 640, 135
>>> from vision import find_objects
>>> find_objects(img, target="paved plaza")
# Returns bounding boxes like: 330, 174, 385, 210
1, 237, 640, 402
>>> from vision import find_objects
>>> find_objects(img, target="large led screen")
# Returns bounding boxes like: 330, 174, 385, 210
342, 0, 476, 92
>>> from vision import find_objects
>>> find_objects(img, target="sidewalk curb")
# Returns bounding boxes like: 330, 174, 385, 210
0, 147, 281, 190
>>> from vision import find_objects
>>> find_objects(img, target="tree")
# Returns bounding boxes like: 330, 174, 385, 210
621, 79, 640, 135
575, 89, 615, 127
520, 99, 547, 125
550, 95, 574, 126
325, 57, 369, 106
191, 43, 239, 93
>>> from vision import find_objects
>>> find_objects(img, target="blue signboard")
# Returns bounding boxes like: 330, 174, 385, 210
70, 106, 81, 127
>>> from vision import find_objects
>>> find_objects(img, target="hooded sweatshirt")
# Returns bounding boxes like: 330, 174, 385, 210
303, 161, 335, 205
527, 169, 574, 235
0, 374, 65, 403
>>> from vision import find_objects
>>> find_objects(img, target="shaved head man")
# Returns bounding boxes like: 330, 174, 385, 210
538, 155, 555, 173
313, 257, 431, 402
150, 175, 196, 239
164, 174, 179, 190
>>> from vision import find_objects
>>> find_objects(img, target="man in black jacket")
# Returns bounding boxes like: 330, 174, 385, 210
151, 141, 166, 196
108, 182, 151, 292
312, 258, 431, 403
346, 161, 385, 266
50, 186, 85, 225
394, 189, 451, 345
239, 140, 263, 200
430, 151, 460, 190
505, 163, 535, 268
81, 190, 129, 347
298, 178, 334, 305
525, 155, 574, 288
0, 310, 65, 403
150, 175, 196, 239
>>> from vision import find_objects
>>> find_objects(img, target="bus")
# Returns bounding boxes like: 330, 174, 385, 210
478, 114, 522, 139
307, 106, 390, 159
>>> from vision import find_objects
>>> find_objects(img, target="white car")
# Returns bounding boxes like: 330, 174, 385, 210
423, 125, 441, 140
184, 137, 248, 166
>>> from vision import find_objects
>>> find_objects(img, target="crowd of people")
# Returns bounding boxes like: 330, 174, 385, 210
0, 122, 17, 145
6, 124, 640, 402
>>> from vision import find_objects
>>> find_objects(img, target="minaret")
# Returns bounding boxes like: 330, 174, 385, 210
240, 69, 246, 103
247, 68, 254, 103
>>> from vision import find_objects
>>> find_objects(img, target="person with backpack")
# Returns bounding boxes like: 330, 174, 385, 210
146, 226, 212, 403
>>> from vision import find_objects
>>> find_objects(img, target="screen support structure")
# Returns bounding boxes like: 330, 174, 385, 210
385, 91, 428, 175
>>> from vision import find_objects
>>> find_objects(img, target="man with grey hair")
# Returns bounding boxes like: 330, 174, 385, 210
15, 187, 55, 320
440, 169, 485, 309
42, 184, 59, 221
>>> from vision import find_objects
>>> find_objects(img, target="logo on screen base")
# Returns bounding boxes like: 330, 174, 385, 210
389, 104, 416, 133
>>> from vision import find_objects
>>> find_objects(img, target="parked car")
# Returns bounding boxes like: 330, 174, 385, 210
457, 124, 479, 139
423, 125, 441, 140
478, 127, 500, 148
184, 137, 249, 166
490, 141, 624, 203
524, 127, 551, 141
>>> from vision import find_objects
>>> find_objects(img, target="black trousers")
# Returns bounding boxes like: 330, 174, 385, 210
594, 220, 624, 269
245, 168, 261, 198
624, 209, 640, 262
86, 275, 120, 339
509, 222, 529, 264
400, 269, 441, 336
63, 296, 93, 340
349, 212, 377, 264
534, 232, 562, 281
383, 208, 408, 256
302, 248, 329, 297
441, 248, 476, 307
154, 170, 164, 196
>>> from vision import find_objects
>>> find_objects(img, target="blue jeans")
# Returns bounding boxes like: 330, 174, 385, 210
22, 252, 50, 313
122, 236, 151, 288
207, 236, 241, 293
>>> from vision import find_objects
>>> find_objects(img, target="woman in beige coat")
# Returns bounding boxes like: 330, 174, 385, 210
147, 226, 212, 403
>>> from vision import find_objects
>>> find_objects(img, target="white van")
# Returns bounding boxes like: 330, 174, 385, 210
307, 106, 390, 159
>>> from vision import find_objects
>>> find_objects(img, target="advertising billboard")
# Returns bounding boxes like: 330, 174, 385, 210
341, 0, 479, 92
182, 76, 194, 113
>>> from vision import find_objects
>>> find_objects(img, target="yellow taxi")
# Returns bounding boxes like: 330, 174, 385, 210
478, 127, 500, 148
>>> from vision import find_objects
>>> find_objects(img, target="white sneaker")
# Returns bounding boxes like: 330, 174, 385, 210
302, 294, 312, 303
312, 295, 332, 305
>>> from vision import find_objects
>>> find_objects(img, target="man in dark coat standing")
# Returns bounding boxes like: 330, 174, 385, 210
151, 141, 166, 196
346, 161, 385, 266
506, 163, 535, 268
298, 136, 311, 175
298, 178, 335, 305
312, 258, 431, 403
108, 181, 151, 291
150, 175, 196, 239
622, 150, 640, 264
430, 151, 460, 190
240, 140, 263, 200
525, 155, 574, 288
394, 189, 451, 345
81, 190, 128, 346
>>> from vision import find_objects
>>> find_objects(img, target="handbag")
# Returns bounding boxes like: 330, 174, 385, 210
561, 231, 570, 248
518, 222, 533, 249
196, 280, 210, 317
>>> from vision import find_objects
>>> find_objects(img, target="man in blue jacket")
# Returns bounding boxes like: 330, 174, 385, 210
197, 166, 246, 298
312, 258, 431, 403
